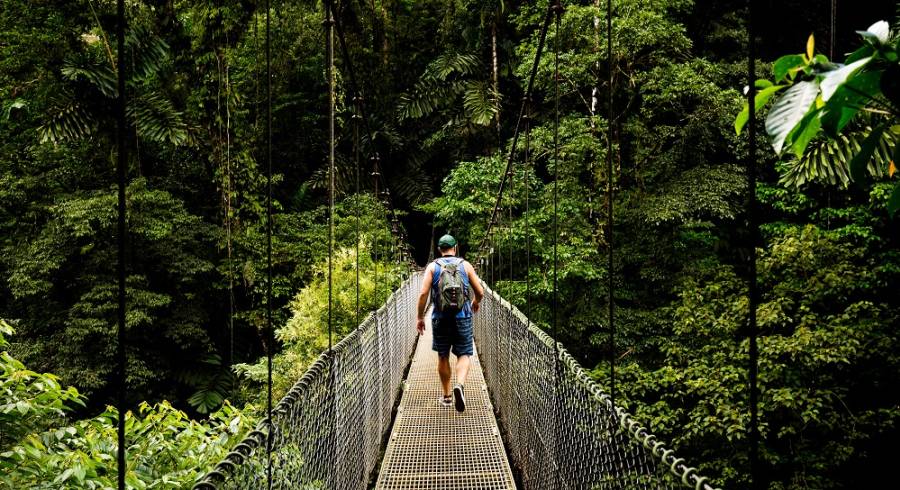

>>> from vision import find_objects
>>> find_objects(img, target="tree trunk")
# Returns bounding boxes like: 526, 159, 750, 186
591, 0, 601, 221
491, 18, 501, 140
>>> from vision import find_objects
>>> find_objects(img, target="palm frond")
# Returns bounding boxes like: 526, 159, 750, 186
397, 84, 456, 120
396, 52, 485, 121
425, 52, 482, 80
780, 128, 896, 188
127, 93, 189, 145
61, 60, 117, 98
462, 80, 498, 126
38, 94, 97, 144
126, 25, 170, 81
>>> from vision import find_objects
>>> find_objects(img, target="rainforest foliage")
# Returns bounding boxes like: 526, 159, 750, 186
1, 0, 898, 488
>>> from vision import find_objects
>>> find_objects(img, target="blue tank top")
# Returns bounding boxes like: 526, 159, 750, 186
430, 257, 472, 319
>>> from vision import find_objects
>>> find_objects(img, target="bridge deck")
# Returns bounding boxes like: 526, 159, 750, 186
375, 317, 516, 489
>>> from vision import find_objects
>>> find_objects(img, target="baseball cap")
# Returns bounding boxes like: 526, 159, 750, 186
437, 234, 457, 249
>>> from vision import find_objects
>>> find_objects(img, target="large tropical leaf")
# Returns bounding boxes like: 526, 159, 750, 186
779, 128, 896, 188
61, 59, 117, 98
765, 81, 820, 154
127, 93, 189, 145
462, 80, 498, 126
820, 57, 872, 101
37, 94, 97, 144
125, 26, 169, 81
396, 52, 484, 121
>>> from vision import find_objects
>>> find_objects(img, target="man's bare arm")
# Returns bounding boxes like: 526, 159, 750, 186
416, 264, 434, 333
464, 261, 484, 312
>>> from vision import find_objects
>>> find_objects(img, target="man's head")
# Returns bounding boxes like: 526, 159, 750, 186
437, 234, 457, 256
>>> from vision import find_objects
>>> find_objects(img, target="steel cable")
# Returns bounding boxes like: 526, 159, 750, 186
114, 1, 127, 488
264, 0, 273, 487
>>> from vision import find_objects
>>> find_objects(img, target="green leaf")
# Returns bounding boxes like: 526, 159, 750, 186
849, 124, 887, 185
888, 184, 900, 217
845, 44, 875, 64
765, 81, 820, 154
821, 71, 882, 137
789, 108, 822, 158
820, 57, 871, 101
773, 54, 806, 82
735, 85, 786, 135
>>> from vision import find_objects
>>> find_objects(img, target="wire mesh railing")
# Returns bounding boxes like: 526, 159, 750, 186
475, 285, 722, 490
193, 274, 421, 489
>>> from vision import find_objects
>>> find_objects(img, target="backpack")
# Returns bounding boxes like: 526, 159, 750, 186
435, 258, 468, 313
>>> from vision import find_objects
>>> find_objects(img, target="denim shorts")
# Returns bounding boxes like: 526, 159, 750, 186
432, 315, 474, 357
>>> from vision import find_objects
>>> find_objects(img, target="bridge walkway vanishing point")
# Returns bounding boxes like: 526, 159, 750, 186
375, 316, 516, 489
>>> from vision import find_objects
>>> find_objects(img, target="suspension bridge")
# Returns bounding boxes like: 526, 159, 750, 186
97, 0, 764, 486
189, 0, 728, 488
193, 277, 719, 490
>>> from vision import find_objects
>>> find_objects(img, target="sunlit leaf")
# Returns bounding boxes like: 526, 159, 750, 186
765, 81, 819, 154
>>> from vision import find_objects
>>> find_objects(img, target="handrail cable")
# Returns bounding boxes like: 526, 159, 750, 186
114, 0, 127, 488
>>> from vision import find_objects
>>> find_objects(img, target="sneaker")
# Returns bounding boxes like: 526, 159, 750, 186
439, 395, 452, 408
453, 384, 466, 412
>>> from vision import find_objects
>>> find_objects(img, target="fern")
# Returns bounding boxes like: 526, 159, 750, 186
780, 128, 896, 188
178, 354, 232, 414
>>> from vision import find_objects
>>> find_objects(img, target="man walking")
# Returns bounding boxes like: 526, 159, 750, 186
416, 234, 484, 412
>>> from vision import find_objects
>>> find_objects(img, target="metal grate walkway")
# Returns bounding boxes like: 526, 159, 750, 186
375, 316, 517, 489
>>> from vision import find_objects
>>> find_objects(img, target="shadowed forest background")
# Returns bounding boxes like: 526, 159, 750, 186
1, 0, 898, 488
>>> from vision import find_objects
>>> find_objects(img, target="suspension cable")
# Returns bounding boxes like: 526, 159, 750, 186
605, 1, 619, 479
605, 0, 615, 422
746, 0, 760, 487
264, 0, 273, 487
551, 2, 564, 488
373, 160, 380, 302
523, 96, 532, 327
329, 4, 403, 244
226, 25, 235, 387
354, 95, 361, 326
478, 5, 554, 262
829, 0, 836, 59
325, 0, 335, 352
115, 0, 127, 488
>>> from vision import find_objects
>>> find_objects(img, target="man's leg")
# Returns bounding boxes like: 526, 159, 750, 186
438, 355, 452, 397
455, 354, 471, 386
451, 316, 474, 412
